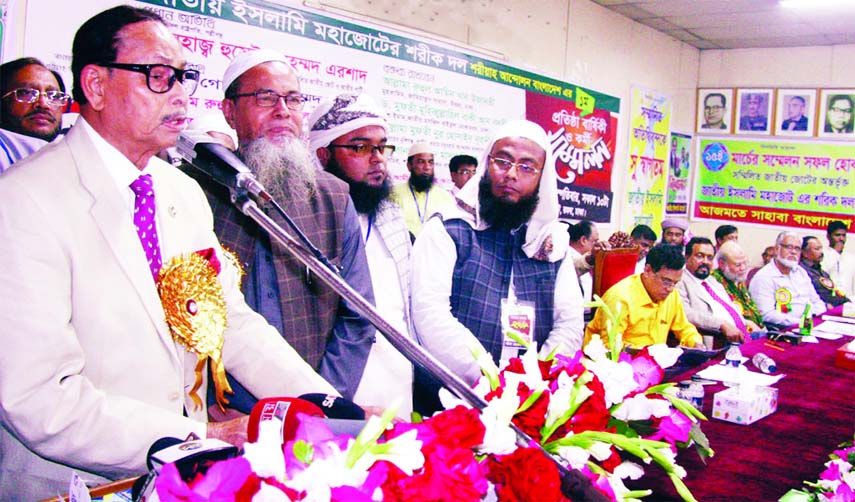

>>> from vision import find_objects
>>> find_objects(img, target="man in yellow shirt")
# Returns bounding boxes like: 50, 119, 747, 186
585, 243, 703, 350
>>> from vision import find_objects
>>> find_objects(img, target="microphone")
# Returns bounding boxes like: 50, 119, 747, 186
176, 130, 270, 202
247, 395, 367, 445
132, 436, 238, 501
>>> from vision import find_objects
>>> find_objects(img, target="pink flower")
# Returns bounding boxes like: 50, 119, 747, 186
156, 457, 262, 502
628, 349, 664, 392
381, 444, 488, 502
647, 407, 692, 448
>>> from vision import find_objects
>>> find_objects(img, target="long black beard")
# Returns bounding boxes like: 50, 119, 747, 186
478, 175, 539, 230
409, 172, 434, 192
325, 158, 392, 214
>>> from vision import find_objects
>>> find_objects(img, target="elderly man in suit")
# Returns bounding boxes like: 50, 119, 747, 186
0, 7, 335, 499
677, 237, 761, 344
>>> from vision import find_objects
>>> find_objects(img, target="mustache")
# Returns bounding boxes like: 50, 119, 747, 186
25, 110, 57, 123
161, 111, 188, 123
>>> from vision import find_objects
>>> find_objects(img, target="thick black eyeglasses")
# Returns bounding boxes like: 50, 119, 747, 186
99, 63, 200, 95
328, 144, 396, 158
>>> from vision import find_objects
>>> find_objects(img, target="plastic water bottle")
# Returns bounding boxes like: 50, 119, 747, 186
677, 381, 704, 409
752, 352, 777, 373
724, 343, 742, 368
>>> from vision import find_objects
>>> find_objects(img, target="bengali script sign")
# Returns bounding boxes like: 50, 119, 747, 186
624, 87, 672, 230
694, 137, 855, 232
666, 132, 691, 215
527, 92, 617, 223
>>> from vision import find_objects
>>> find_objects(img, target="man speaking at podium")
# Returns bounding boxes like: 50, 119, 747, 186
0, 7, 336, 499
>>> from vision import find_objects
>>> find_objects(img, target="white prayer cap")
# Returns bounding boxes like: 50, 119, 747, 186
307, 94, 389, 152
407, 142, 433, 158
222, 49, 295, 92
187, 112, 237, 149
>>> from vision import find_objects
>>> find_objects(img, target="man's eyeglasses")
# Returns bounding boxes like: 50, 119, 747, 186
455, 169, 476, 176
328, 144, 395, 158
655, 273, 680, 289
228, 90, 305, 110
488, 155, 540, 177
778, 243, 801, 252
2, 88, 71, 107
99, 63, 200, 95
704, 105, 724, 111
830, 107, 853, 115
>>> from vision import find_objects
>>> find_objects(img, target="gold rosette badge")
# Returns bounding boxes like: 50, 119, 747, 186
157, 248, 233, 412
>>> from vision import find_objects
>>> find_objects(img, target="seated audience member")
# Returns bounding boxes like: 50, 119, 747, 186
747, 245, 776, 285
677, 237, 761, 344
714, 224, 738, 247
308, 93, 414, 418
711, 241, 765, 327
749, 231, 826, 327
392, 141, 455, 239
0, 57, 68, 172
0, 7, 336, 498
448, 154, 477, 194
567, 219, 605, 304
661, 218, 688, 247
412, 119, 583, 387
800, 236, 850, 307
630, 224, 657, 273
584, 243, 703, 350
822, 220, 855, 298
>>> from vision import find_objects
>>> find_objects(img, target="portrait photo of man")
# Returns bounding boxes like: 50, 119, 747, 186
736, 91, 770, 133
774, 89, 816, 137
697, 89, 732, 133
822, 93, 854, 135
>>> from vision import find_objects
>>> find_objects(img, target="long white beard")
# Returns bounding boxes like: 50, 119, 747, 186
239, 136, 318, 202
721, 266, 747, 283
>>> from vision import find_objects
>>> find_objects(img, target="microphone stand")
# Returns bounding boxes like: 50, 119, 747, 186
231, 190, 607, 502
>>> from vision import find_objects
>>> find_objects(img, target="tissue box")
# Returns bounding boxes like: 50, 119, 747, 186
712, 386, 778, 424
836, 342, 855, 371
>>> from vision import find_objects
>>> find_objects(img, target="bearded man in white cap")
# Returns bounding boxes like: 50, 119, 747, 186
391, 140, 455, 239
410, 120, 584, 412
661, 217, 689, 247
189, 49, 376, 410
308, 93, 414, 417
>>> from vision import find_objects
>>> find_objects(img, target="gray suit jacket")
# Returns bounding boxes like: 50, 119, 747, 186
677, 274, 739, 333
0, 122, 335, 499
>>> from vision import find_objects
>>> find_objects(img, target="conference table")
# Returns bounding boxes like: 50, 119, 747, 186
637, 327, 855, 501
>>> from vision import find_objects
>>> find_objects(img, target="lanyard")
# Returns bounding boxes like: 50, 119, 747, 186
409, 186, 430, 223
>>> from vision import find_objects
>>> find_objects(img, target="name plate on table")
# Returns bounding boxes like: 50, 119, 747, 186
836, 341, 855, 371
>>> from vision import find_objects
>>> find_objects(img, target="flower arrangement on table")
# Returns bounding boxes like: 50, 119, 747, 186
155, 298, 712, 502
780, 436, 855, 502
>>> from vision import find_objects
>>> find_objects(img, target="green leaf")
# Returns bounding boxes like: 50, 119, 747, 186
291, 440, 314, 465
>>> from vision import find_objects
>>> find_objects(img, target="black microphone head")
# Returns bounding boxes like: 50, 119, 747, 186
146, 437, 184, 471
298, 393, 365, 420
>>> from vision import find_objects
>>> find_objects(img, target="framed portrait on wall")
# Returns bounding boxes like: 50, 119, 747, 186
774, 89, 817, 137
818, 89, 855, 139
696, 88, 734, 134
735, 88, 773, 135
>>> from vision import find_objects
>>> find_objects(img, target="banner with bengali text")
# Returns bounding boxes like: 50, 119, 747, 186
22, 0, 620, 223
693, 137, 855, 232
623, 87, 671, 231
666, 132, 692, 215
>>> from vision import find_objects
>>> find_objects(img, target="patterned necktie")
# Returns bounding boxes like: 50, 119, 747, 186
702, 280, 747, 334
130, 174, 162, 281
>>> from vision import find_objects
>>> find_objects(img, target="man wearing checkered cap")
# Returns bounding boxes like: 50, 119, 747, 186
308, 93, 414, 417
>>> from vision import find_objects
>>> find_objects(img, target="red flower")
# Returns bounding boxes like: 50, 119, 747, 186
511, 386, 550, 441
487, 447, 564, 502
420, 405, 486, 450
381, 444, 487, 502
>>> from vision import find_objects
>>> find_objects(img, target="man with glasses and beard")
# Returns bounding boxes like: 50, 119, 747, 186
711, 241, 765, 328
584, 243, 703, 350
392, 141, 455, 239
0, 57, 69, 171
749, 231, 826, 328
308, 93, 414, 418
411, 120, 584, 391
192, 50, 376, 411
677, 237, 760, 345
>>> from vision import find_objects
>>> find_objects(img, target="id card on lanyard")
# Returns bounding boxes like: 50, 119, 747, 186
501, 271, 536, 351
